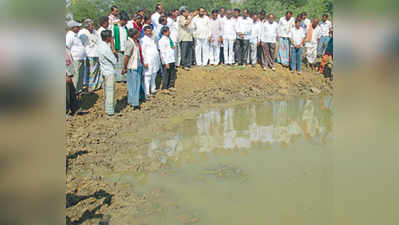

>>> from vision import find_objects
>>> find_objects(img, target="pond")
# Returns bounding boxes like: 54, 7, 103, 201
109, 96, 333, 225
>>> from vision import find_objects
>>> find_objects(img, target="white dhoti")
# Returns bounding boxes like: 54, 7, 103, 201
223, 39, 235, 65
195, 38, 210, 66
306, 42, 318, 64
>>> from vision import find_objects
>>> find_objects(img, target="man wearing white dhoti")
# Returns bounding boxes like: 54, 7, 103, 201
305, 18, 320, 70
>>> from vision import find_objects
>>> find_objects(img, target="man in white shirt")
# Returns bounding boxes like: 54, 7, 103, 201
317, 14, 332, 57
209, 10, 223, 66
97, 30, 117, 116
108, 5, 119, 30
151, 4, 163, 33
168, 11, 180, 67
66, 20, 86, 93
78, 19, 102, 92
305, 18, 321, 70
221, 10, 236, 65
236, 9, 253, 66
289, 19, 306, 74
191, 7, 211, 66
141, 25, 161, 97
98, 16, 118, 57
248, 13, 261, 66
158, 26, 176, 90
277, 11, 294, 67
155, 16, 168, 42
301, 12, 312, 30
112, 11, 129, 82
261, 13, 279, 71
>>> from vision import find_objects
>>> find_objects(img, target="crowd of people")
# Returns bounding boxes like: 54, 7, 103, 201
65, 3, 333, 117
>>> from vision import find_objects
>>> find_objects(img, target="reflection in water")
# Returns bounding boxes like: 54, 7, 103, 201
148, 97, 333, 164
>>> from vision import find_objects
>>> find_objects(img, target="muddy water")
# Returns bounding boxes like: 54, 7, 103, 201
110, 97, 333, 225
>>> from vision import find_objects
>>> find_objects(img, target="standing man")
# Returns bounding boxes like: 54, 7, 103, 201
159, 26, 177, 91
218, 8, 226, 64
97, 30, 118, 116
305, 18, 320, 70
66, 20, 86, 93
123, 28, 144, 110
155, 16, 168, 42
151, 4, 163, 32
191, 7, 211, 66
218, 8, 225, 19
112, 11, 129, 82
178, 8, 195, 70
98, 16, 118, 58
168, 11, 180, 67
97, 16, 109, 40
277, 11, 294, 67
259, 10, 266, 22
209, 10, 223, 66
261, 13, 279, 71
301, 12, 311, 30
289, 19, 306, 74
236, 9, 252, 66
108, 5, 119, 30
317, 14, 332, 57
79, 19, 102, 92
232, 8, 241, 65
127, 14, 143, 32
248, 13, 261, 66
141, 25, 161, 97
221, 10, 237, 66
137, 9, 145, 17
258, 9, 267, 64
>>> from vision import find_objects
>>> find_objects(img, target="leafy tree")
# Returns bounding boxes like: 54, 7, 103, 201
67, 0, 332, 26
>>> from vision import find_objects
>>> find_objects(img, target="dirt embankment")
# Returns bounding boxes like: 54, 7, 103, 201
66, 65, 334, 224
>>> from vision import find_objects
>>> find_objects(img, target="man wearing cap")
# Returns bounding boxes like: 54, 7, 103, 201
66, 20, 86, 93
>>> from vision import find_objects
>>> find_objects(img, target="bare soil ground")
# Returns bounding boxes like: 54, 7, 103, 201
66, 64, 334, 224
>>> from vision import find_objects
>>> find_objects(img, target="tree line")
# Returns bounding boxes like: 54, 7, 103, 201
67, 0, 333, 25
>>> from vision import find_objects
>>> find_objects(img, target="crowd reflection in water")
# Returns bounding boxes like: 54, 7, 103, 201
148, 97, 333, 163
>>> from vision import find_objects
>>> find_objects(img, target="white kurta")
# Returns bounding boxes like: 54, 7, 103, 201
66, 31, 86, 60
222, 17, 237, 40
140, 35, 161, 75
191, 16, 211, 40
236, 17, 253, 40
278, 16, 295, 38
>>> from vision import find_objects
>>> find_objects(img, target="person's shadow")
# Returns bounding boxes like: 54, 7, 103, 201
66, 189, 112, 225
79, 93, 99, 111
115, 96, 128, 113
